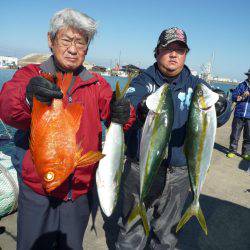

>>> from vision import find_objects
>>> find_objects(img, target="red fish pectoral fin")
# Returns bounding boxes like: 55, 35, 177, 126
40, 72, 55, 83
66, 104, 83, 132
76, 151, 105, 167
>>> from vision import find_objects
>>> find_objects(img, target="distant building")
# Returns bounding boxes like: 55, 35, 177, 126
91, 65, 107, 73
0, 56, 18, 68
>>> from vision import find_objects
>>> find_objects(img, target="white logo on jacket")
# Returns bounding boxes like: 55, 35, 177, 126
126, 87, 135, 94
146, 83, 156, 94
178, 88, 193, 110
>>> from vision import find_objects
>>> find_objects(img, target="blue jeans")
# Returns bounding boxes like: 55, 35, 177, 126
229, 116, 250, 155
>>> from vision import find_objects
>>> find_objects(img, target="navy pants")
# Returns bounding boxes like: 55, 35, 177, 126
229, 116, 250, 155
115, 159, 190, 250
17, 177, 90, 250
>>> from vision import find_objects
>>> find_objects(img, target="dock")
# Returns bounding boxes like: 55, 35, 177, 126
0, 116, 250, 250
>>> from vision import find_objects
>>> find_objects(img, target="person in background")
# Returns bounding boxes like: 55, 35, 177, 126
0, 8, 135, 250
116, 27, 231, 249
226, 69, 250, 161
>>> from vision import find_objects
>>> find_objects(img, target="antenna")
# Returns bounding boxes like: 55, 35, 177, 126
118, 50, 121, 68
210, 51, 215, 78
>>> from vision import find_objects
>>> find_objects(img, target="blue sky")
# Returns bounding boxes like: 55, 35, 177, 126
0, 0, 249, 80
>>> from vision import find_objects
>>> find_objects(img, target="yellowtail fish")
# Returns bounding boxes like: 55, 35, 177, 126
176, 83, 219, 235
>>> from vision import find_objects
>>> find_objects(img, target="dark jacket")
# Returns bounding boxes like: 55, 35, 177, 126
124, 63, 209, 167
232, 80, 250, 119
0, 56, 136, 201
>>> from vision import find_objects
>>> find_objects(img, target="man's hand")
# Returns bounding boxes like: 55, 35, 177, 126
26, 76, 63, 107
110, 92, 130, 125
236, 95, 243, 102
242, 91, 250, 99
137, 95, 149, 127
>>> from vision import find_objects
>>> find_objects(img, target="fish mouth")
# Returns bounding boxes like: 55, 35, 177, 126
197, 85, 219, 110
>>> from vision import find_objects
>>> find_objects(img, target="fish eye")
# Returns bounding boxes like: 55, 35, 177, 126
198, 90, 203, 96
44, 171, 55, 182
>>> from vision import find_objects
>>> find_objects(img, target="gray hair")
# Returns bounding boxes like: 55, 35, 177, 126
49, 8, 97, 44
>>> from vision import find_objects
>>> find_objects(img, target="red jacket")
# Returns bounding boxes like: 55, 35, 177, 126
0, 57, 135, 200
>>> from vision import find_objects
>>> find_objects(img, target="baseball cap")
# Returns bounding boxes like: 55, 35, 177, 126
156, 27, 189, 51
244, 68, 250, 75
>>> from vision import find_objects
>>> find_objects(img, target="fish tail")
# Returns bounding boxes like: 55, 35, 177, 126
76, 151, 105, 167
56, 72, 73, 95
115, 76, 131, 100
176, 202, 208, 235
127, 202, 150, 236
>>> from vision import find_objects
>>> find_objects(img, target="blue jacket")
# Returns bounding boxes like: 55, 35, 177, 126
232, 80, 250, 119
124, 63, 208, 167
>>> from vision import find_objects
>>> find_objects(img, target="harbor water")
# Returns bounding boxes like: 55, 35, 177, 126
0, 69, 236, 155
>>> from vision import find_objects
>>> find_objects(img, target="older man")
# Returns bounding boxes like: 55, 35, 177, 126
0, 9, 135, 250
227, 69, 250, 160
116, 27, 230, 249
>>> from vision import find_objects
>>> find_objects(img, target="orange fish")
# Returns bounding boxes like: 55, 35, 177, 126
30, 72, 104, 193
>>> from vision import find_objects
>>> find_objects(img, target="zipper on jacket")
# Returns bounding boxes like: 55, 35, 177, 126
243, 96, 249, 117
66, 75, 75, 200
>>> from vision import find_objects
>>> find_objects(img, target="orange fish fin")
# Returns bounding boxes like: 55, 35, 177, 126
66, 103, 83, 131
56, 72, 73, 96
76, 151, 105, 167
40, 72, 55, 83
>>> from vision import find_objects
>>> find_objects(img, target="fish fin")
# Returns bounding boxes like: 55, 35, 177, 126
115, 81, 122, 100
115, 77, 132, 100
127, 202, 150, 236
146, 84, 168, 113
40, 72, 55, 83
76, 151, 105, 167
176, 202, 208, 235
56, 72, 73, 96
66, 103, 83, 131
197, 204, 208, 235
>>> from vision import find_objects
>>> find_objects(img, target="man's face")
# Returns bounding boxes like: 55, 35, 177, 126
156, 41, 187, 77
48, 27, 88, 71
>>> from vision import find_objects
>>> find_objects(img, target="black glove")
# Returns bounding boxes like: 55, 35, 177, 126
213, 88, 232, 127
26, 76, 63, 107
213, 89, 227, 117
110, 92, 130, 125
137, 95, 149, 127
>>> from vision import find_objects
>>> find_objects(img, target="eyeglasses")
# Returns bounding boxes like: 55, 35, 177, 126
56, 37, 88, 51
159, 46, 187, 55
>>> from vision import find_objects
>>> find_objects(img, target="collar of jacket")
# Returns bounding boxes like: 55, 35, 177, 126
143, 63, 191, 90
39, 55, 99, 87
246, 79, 250, 88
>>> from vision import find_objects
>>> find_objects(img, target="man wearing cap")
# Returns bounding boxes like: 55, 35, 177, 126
226, 69, 250, 161
115, 27, 231, 249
